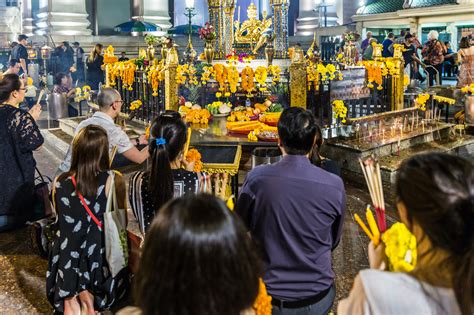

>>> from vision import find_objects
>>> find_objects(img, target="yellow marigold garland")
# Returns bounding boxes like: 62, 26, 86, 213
147, 62, 165, 96
227, 65, 240, 93
382, 222, 417, 272
332, 100, 348, 123
241, 66, 255, 95
213, 63, 228, 92
130, 100, 143, 111
255, 66, 268, 91
415, 93, 430, 111
185, 148, 203, 172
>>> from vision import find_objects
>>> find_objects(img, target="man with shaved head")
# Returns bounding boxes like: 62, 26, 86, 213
58, 87, 149, 173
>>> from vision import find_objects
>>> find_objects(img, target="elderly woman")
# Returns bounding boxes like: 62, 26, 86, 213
362, 38, 378, 61
421, 30, 446, 86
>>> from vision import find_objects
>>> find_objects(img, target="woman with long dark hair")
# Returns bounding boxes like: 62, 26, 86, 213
86, 44, 104, 90
309, 124, 341, 176
47, 125, 128, 314
120, 194, 261, 315
129, 111, 203, 233
0, 73, 43, 231
339, 152, 473, 315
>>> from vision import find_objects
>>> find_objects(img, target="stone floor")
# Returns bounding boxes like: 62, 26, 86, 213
0, 109, 400, 313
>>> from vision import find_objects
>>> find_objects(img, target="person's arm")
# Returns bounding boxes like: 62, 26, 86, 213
337, 274, 368, 315
122, 145, 149, 164
12, 110, 44, 152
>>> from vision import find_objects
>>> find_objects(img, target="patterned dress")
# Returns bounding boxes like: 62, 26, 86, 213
129, 169, 202, 233
46, 171, 128, 313
457, 46, 474, 87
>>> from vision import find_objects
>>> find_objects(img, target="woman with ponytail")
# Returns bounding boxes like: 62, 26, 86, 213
129, 111, 205, 233
339, 152, 473, 315
0, 74, 43, 231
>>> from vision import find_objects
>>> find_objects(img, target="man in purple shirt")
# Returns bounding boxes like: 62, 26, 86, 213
236, 107, 346, 315
361, 31, 373, 53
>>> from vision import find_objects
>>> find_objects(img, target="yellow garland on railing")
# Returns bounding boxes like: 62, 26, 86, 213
332, 99, 348, 123
147, 61, 165, 96
255, 66, 268, 91
415, 93, 430, 111
433, 95, 455, 105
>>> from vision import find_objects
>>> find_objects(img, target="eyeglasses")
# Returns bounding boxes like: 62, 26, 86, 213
19, 88, 27, 91
114, 100, 123, 104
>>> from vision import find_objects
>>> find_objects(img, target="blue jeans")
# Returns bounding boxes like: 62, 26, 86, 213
272, 285, 336, 315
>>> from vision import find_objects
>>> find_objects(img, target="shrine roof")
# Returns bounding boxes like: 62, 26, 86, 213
356, 0, 458, 15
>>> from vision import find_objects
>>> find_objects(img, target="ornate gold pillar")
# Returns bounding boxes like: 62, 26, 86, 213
223, 0, 236, 56
289, 46, 307, 108
270, 0, 289, 58
165, 47, 179, 111
208, 0, 224, 58
391, 45, 405, 111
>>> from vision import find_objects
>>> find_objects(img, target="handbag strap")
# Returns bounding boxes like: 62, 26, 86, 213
71, 175, 103, 230
105, 171, 118, 214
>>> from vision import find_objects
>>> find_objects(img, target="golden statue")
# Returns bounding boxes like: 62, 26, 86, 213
234, 2, 272, 45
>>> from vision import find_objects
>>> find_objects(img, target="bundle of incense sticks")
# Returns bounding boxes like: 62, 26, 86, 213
359, 156, 387, 232
354, 206, 381, 245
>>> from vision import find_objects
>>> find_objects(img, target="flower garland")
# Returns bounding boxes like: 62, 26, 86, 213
255, 66, 268, 91
267, 65, 281, 85
185, 148, 203, 172
382, 223, 417, 272
213, 63, 228, 92
415, 93, 430, 111
118, 62, 137, 91
461, 83, 474, 95
129, 100, 143, 111
227, 65, 239, 93
253, 278, 272, 315
332, 100, 348, 123
433, 95, 455, 105
147, 62, 165, 96
201, 66, 214, 84
241, 66, 255, 95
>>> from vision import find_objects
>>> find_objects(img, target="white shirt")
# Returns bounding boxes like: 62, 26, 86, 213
58, 112, 134, 173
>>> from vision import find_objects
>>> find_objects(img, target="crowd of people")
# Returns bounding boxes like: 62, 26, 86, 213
360, 30, 474, 88
1, 76, 472, 314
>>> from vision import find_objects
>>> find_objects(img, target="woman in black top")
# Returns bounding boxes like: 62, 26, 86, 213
86, 44, 104, 90
129, 111, 205, 233
309, 124, 341, 177
0, 74, 43, 231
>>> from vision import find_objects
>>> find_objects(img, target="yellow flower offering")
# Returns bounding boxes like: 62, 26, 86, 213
332, 100, 348, 123
130, 100, 143, 111
382, 222, 417, 272
415, 93, 430, 111
185, 148, 202, 172
253, 278, 272, 315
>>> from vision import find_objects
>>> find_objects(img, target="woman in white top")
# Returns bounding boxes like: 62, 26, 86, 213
339, 152, 473, 315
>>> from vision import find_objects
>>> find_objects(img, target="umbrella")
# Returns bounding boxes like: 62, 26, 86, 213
167, 24, 202, 36
114, 20, 161, 33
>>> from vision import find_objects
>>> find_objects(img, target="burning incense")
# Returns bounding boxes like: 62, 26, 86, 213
360, 156, 387, 232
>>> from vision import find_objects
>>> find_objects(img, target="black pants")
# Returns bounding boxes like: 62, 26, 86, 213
426, 63, 443, 87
